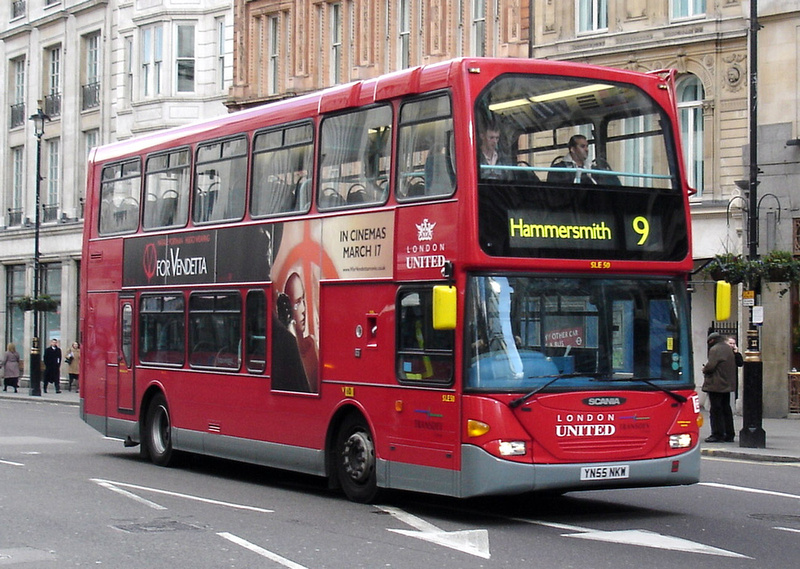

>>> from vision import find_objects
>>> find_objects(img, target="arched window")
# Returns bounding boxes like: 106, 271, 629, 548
677, 75, 705, 196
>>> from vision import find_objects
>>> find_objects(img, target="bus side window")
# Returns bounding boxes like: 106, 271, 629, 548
251, 123, 313, 218
245, 290, 267, 373
99, 160, 141, 235
396, 289, 454, 384
143, 149, 190, 230
397, 94, 456, 201
318, 105, 392, 210
193, 137, 248, 224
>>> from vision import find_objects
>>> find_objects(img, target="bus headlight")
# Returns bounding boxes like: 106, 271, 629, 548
669, 434, 692, 449
498, 441, 527, 456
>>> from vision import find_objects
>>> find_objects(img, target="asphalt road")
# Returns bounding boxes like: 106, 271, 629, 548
1, 398, 798, 568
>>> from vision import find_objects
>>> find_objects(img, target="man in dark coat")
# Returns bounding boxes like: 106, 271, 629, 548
43, 338, 62, 394
702, 332, 736, 442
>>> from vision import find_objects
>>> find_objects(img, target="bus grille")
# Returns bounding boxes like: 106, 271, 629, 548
557, 437, 648, 455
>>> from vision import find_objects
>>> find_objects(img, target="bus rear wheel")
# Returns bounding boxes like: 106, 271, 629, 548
143, 393, 174, 466
335, 415, 378, 503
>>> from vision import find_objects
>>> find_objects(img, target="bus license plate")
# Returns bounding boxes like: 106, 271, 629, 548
580, 465, 629, 481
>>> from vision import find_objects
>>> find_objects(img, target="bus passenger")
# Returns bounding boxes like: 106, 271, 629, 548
548, 134, 619, 185
477, 121, 511, 180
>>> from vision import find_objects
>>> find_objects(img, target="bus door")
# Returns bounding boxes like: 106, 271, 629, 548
116, 297, 136, 413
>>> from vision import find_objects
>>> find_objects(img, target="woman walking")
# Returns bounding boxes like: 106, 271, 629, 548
66, 342, 81, 392
2, 343, 23, 393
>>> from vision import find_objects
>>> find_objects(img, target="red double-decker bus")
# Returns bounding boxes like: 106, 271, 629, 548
81, 58, 700, 502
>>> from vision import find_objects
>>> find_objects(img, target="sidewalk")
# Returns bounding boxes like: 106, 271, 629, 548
2, 388, 798, 463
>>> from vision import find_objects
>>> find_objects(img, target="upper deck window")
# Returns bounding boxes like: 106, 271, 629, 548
99, 159, 142, 235
193, 136, 247, 224
475, 74, 676, 191
396, 94, 456, 201
318, 105, 392, 210
251, 122, 313, 217
143, 148, 190, 230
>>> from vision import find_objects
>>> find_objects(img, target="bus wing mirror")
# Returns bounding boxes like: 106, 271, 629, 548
432, 285, 457, 330
715, 281, 731, 321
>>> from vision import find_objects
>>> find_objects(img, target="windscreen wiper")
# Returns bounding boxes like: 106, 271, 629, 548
509, 372, 609, 409
597, 376, 688, 403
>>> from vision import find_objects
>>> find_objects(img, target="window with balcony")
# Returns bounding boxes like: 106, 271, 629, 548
45, 138, 60, 223
8, 147, 24, 226
10, 58, 25, 128
82, 32, 100, 110
578, 0, 608, 33
45, 46, 62, 117
176, 24, 196, 92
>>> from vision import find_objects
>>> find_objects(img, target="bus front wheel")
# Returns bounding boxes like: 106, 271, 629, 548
335, 415, 378, 503
143, 393, 174, 466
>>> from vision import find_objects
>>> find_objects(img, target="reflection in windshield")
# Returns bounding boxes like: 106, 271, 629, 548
465, 275, 692, 392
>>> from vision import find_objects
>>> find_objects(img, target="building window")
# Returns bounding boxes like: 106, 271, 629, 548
216, 17, 227, 92
45, 46, 62, 117
82, 33, 101, 109
578, 0, 608, 33
141, 25, 163, 97
330, 3, 342, 84
45, 138, 60, 223
12, 0, 26, 19
678, 75, 705, 196
9, 147, 24, 226
672, 0, 706, 20
10, 58, 25, 128
399, 0, 411, 68
268, 16, 279, 95
176, 24, 196, 93
471, 0, 486, 56
5, 266, 26, 347
124, 36, 134, 103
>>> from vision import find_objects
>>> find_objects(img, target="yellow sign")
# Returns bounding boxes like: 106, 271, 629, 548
743, 289, 755, 307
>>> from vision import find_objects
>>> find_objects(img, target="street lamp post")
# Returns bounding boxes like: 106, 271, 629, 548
28, 106, 49, 397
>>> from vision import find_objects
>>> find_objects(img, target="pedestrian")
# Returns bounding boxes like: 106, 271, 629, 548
702, 332, 736, 443
43, 338, 62, 394
66, 341, 80, 393
726, 335, 743, 401
2, 343, 23, 393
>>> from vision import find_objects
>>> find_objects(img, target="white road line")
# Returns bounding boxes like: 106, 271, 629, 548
513, 518, 749, 558
91, 478, 274, 513
218, 532, 309, 569
0, 458, 24, 466
700, 482, 800, 501
94, 480, 167, 510
774, 526, 800, 534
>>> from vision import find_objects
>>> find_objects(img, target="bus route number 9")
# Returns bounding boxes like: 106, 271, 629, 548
632, 216, 649, 246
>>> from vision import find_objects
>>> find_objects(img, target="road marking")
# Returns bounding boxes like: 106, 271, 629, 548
377, 505, 491, 559
700, 482, 800, 501
775, 526, 800, 534
0, 458, 24, 466
91, 478, 274, 513
514, 518, 750, 558
94, 479, 167, 510
218, 532, 309, 569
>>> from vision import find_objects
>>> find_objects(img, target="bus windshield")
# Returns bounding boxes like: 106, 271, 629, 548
475, 73, 676, 189
465, 275, 692, 393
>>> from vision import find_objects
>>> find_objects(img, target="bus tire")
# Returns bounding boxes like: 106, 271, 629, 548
143, 393, 174, 467
335, 415, 378, 503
